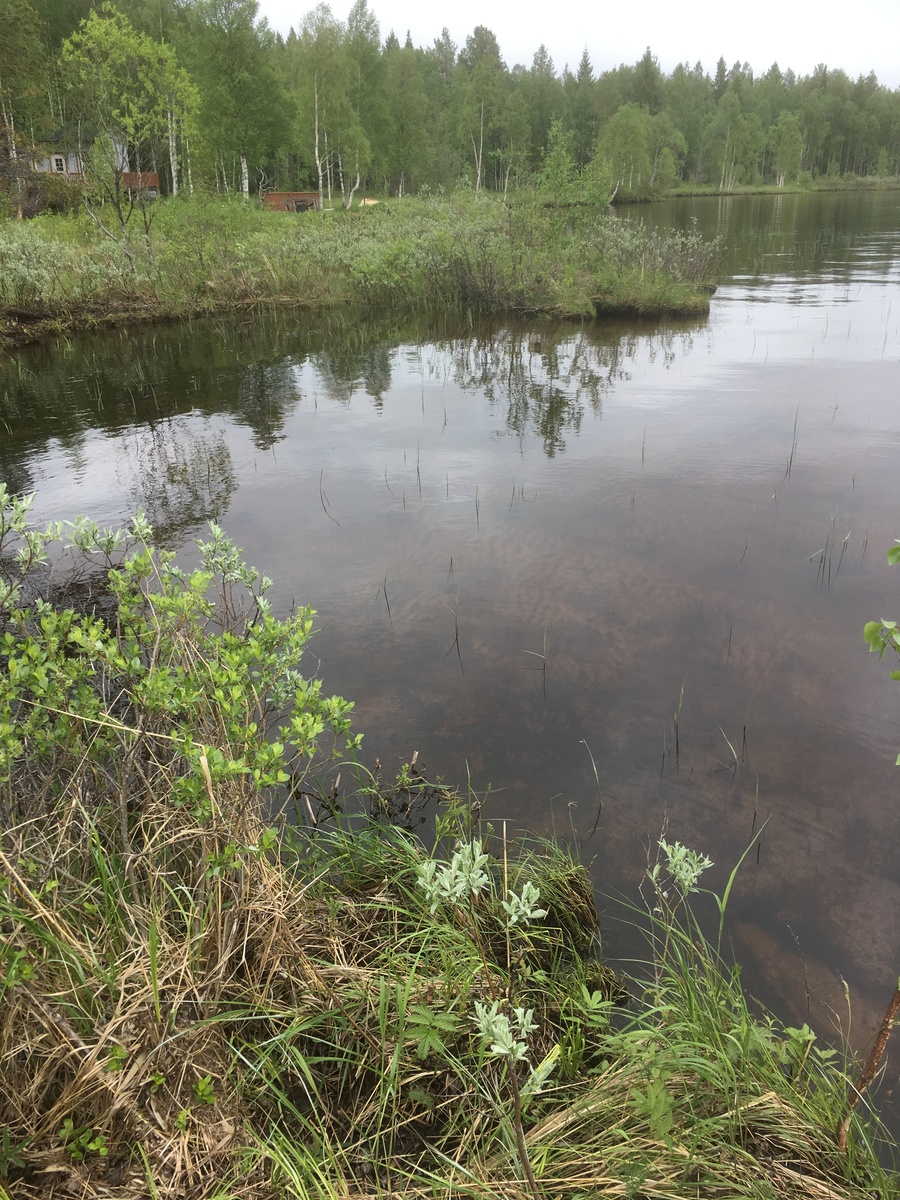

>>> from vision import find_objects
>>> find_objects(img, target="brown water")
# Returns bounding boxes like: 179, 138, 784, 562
2, 191, 900, 1090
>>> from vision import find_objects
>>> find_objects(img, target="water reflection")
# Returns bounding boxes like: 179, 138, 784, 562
621, 189, 900, 287
1, 312, 706, 494
119, 422, 236, 546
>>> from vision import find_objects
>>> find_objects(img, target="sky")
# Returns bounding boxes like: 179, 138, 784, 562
257, 0, 900, 89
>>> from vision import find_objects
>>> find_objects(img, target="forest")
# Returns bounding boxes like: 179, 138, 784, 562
2, 0, 900, 212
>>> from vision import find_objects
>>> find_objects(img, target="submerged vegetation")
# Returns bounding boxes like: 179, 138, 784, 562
1, 489, 897, 1199
0, 192, 720, 345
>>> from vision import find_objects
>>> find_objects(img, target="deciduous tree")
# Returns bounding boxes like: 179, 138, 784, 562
62, 7, 195, 258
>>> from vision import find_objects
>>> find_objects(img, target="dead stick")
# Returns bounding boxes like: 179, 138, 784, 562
837, 977, 900, 1150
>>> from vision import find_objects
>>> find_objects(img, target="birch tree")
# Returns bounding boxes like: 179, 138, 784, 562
0, 0, 49, 210
187, 0, 291, 197
63, 7, 195, 260
295, 5, 369, 208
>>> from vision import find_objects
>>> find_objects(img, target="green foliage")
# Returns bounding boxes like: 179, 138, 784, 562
0, 1127, 29, 1178
61, 6, 195, 245
770, 110, 804, 186
864, 540, 900, 763
406, 1002, 460, 1060
106, 1044, 129, 1072
57, 1119, 108, 1162
0, 487, 894, 1199
193, 1075, 216, 1104
652, 836, 714, 894
0, 486, 359, 820
2, 5, 900, 231
0, 0, 51, 179
537, 119, 577, 201
0, 220, 130, 308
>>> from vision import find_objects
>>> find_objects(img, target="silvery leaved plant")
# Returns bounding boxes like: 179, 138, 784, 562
501, 880, 547, 925
521, 1046, 561, 1097
415, 839, 491, 913
652, 838, 713, 894
472, 1001, 557, 1095
473, 1000, 536, 1062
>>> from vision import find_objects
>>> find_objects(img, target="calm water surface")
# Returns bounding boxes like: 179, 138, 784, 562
2, 190, 900, 1086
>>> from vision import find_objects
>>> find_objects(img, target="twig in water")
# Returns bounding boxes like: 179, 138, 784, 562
835, 531, 851, 577
674, 681, 685, 774
783, 404, 799, 481
443, 595, 463, 672
382, 576, 392, 628
717, 726, 741, 781
522, 628, 547, 698
319, 470, 339, 526
581, 739, 603, 840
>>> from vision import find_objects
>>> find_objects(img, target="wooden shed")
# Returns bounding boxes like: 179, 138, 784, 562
261, 190, 320, 213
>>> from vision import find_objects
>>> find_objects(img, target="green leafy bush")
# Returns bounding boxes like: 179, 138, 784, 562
864, 539, 900, 763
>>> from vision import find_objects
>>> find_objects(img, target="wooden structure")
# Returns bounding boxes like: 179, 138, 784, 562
33, 146, 159, 198
261, 190, 321, 213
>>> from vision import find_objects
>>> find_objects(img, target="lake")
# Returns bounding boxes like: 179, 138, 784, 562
2, 189, 900, 1096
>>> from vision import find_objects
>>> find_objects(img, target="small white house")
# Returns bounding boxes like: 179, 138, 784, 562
33, 144, 159, 198
33, 149, 84, 179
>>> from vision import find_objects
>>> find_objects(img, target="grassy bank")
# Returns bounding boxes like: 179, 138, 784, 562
1, 491, 897, 1199
0, 193, 719, 346
662, 175, 900, 200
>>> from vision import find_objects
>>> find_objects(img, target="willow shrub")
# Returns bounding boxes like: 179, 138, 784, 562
0, 219, 132, 309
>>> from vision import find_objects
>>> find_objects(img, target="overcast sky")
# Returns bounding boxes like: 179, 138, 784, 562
257, 0, 900, 89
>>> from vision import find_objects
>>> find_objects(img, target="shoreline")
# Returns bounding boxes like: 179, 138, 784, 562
0, 290, 714, 350
0, 193, 719, 349
1, 500, 896, 1198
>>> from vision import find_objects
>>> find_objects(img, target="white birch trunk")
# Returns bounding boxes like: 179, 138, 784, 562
167, 109, 178, 197
314, 81, 325, 210
325, 130, 333, 207
1, 101, 17, 161
345, 155, 362, 208
476, 99, 484, 194
240, 152, 249, 198
337, 148, 347, 206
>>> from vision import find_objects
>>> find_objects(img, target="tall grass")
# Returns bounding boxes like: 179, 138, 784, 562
0, 192, 720, 341
0, 490, 894, 1200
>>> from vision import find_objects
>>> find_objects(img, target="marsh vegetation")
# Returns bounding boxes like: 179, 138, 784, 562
0, 192, 721, 345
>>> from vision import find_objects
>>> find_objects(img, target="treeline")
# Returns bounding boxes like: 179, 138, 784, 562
2, 0, 900, 208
